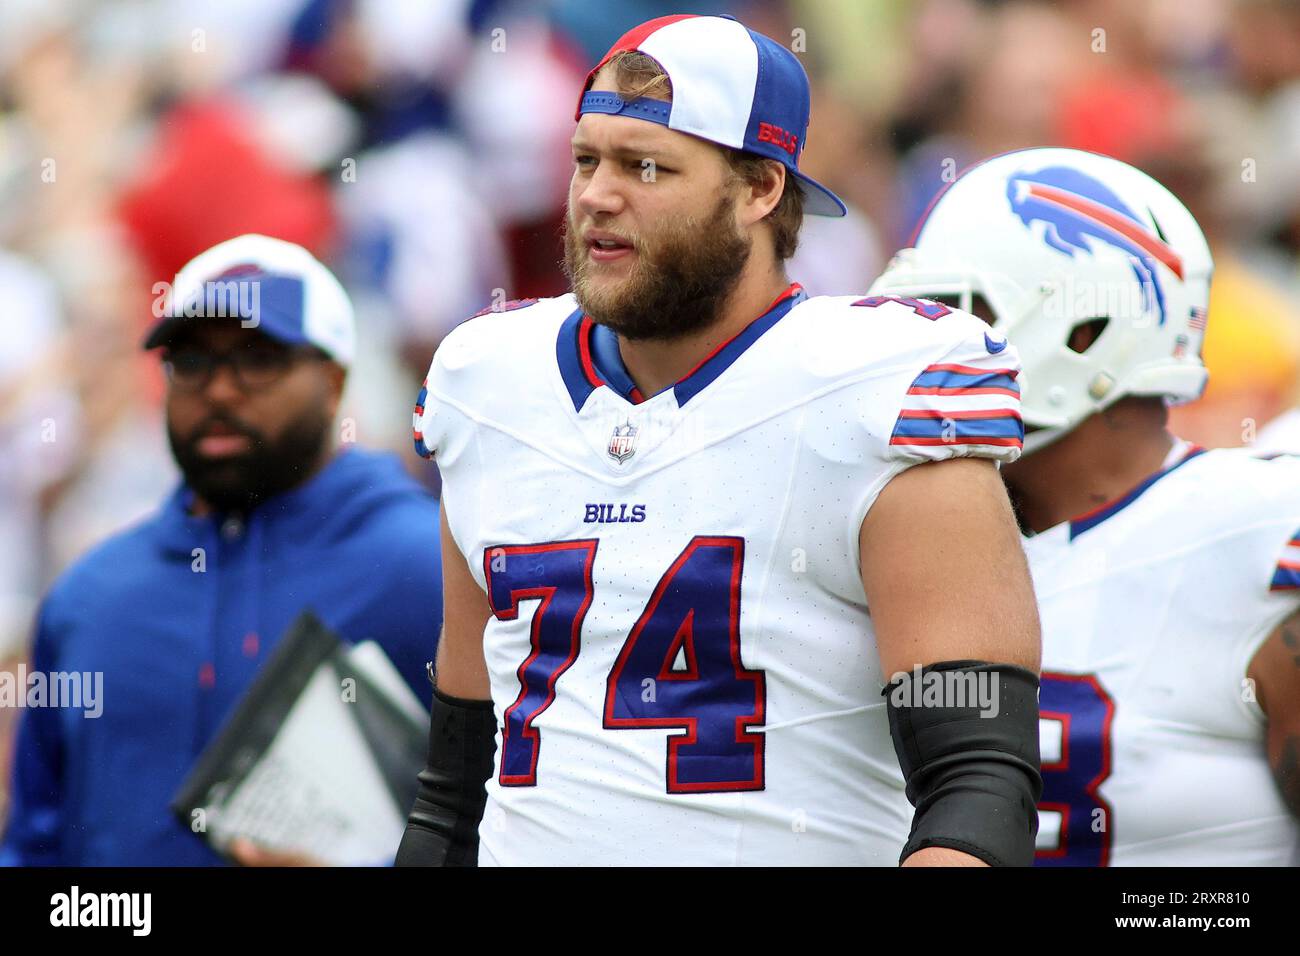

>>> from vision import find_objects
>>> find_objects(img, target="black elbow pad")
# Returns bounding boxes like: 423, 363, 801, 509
883, 659, 1042, 866
395, 686, 497, 867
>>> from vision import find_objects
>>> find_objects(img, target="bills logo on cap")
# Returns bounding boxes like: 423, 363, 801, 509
757, 122, 798, 155
142, 234, 357, 368
608, 420, 638, 464
575, 14, 846, 218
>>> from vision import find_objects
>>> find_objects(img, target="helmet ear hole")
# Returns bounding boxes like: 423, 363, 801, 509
1067, 317, 1109, 354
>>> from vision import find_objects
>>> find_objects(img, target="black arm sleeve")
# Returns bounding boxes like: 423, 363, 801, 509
883, 659, 1042, 867
394, 686, 496, 867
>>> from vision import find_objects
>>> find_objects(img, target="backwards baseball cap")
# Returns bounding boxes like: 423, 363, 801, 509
576, 14, 846, 218
143, 234, 356, 368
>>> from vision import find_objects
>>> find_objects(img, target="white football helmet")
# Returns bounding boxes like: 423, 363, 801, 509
870, 147, 1212, 453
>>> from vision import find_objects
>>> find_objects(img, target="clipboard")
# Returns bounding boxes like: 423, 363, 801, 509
171, 611, 429, 866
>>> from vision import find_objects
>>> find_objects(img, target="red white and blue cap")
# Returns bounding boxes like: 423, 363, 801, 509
576, 14, 846, 218
143, 234, 356, 368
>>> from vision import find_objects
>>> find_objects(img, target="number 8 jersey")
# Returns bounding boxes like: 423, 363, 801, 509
1028, 443, 1300, 866
414, 288, 1024, 865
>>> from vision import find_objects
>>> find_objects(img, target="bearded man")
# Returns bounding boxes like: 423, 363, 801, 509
0, 234, 442, 866
398, 14, 1043, 867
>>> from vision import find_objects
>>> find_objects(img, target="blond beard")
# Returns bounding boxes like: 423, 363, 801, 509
562, 192, 751, 341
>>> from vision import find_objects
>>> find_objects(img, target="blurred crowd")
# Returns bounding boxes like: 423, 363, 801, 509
1, 0, 1299, 799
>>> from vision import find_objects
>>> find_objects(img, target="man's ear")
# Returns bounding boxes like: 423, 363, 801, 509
739, 160, 785, 227
321, 361, 347, 417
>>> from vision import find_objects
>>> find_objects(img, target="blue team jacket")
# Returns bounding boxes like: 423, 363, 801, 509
0, 448, 442, 865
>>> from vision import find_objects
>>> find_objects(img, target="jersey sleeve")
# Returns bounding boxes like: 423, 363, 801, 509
411, 300, 552, 468
410, 317, 491, 471
412, 374, 435, 460
882, 326, 1024, 466
1267, 523, 1300, 594
809, 298, 1025, 566
412, 362, 471, 470
1227, 455, 1300, 602
1213, 454, 1300, 719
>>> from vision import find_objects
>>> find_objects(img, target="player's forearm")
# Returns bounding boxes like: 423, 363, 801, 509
1269, 735, 1300, 819
1248, 611, 1300, 819
395, 686, 496, 867
901, 846, 988, 867
885, 660, 1043, 867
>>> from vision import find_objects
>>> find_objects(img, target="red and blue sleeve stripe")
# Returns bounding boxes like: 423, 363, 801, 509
906, 363, 1021, 398
1270, 535, 1300, 591
890, 408, 1024, 447
413, 379, 431, 459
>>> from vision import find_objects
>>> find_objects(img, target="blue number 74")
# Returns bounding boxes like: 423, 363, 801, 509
483, 536, 766, 793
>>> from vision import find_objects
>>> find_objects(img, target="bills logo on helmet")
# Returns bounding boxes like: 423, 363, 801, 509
1006, 166, 1184, 325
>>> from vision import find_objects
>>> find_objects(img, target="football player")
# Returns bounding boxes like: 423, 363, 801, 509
397, 15, 1042, 866
871, 147, 1300, 865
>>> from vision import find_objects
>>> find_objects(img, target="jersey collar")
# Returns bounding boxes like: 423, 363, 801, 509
1068, 441, 1207, 540
556, 283, 806, 412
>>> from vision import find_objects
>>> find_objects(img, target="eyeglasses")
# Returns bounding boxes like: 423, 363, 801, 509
162, 345, 325, 392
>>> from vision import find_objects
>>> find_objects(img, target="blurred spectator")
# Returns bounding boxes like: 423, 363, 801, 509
116, 98, 339, 285
788, 207, 884, 296
892, 1, 1088, 246
0, 251, 77, 659
0, 236, 442, 865
336, 132, 508, 372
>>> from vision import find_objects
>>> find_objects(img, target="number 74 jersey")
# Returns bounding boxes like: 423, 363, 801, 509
414, 291, 1024, 865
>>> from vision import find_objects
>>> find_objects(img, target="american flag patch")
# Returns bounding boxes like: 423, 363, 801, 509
1269, 534, 1300, 591
891, 363, 1024, 451
1189, 307, 1208, 332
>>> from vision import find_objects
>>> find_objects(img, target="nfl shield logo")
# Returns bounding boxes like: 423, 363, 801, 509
607, 420, 638, 464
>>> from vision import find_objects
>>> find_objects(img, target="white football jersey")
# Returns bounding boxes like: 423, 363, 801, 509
1026, 441, 1300, 866
1256, 407, 1300, 455
415, 287, 1024, 865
